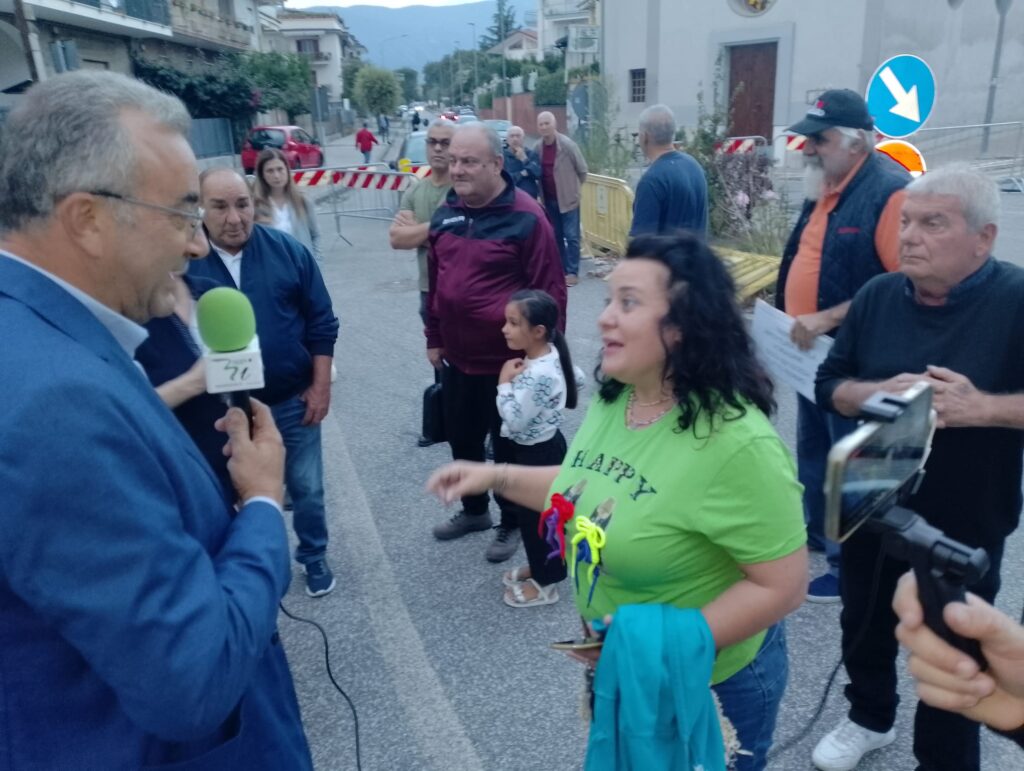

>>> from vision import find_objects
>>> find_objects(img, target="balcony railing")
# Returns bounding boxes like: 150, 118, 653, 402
73, 0, 171, 26
543, 1, 590, 18
168, 1, 255, 47
298, 50, 331, 62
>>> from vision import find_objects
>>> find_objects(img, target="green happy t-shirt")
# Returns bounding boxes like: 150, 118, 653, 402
551, 390, 806, 684
399, 178, 452, 292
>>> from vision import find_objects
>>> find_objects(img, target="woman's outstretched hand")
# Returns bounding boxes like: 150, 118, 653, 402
426, 461, 497, 505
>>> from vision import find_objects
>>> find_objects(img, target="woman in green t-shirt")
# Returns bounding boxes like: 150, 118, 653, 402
428, 233, 808, 770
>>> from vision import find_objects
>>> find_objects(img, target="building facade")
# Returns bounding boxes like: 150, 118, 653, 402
277, 10, 362, 102
602, 0, 1023, 160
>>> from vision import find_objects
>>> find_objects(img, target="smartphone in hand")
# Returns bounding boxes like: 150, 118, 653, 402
550, 637, 604, 652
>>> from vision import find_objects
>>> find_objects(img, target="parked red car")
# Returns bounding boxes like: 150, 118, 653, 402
241, 125, 323, 174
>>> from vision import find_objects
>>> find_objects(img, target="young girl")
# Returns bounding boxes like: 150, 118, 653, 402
252, 148, 322, 261
496, 289, 579, 608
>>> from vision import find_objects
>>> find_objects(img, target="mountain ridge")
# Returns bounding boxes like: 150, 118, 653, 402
305, 2, 500, 74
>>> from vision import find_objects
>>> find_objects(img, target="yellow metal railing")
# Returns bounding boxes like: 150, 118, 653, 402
580, 174, 635, 258
580, 173, 780, 302
716, 247, 782, 301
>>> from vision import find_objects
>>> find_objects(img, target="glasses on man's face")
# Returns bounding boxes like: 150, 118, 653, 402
89, 190, 205, 236
426, 138, 452, 148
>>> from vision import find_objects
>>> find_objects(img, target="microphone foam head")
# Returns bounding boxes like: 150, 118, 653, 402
196, 287, 257, 352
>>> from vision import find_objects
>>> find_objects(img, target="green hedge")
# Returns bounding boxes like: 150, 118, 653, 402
534, 70, 566, 106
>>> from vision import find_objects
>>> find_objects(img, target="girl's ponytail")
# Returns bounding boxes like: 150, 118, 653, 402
551, 328, 578, 409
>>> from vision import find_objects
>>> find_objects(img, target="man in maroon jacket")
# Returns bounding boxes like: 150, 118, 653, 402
425, 122, 566, 562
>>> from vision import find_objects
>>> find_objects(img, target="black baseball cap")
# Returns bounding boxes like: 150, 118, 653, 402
787, 88, 874, 135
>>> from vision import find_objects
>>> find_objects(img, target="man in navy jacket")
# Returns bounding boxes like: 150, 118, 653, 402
190, 169, 340, 597
0, 71, 312, 770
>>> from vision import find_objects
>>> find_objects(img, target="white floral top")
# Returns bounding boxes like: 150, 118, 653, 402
497, 349, 574, 446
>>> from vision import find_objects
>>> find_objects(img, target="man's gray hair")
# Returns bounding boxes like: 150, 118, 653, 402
638, 104, 676, 145
0, 71, 190, 232
835, 126, 876, 153
906, 164, 1000, 231
454, 122, 503, 159
427, 118, 456, 132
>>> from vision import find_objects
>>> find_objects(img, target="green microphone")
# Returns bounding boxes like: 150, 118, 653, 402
196, 287, 264, 433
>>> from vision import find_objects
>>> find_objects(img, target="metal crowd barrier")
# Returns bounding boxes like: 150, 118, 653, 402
291, 165, 418, 244
580, 172, 780, 303
580, 173, 635, 258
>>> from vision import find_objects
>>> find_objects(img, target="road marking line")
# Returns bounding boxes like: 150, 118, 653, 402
319, 414, 485, 771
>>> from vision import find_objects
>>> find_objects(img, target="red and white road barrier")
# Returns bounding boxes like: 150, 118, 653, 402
718, 137, 761, 154
785, 135, 807, 152
292, 168, 416, 193
782, 132, 887, 152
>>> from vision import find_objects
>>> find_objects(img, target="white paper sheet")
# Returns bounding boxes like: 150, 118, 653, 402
751, 299, 833, 403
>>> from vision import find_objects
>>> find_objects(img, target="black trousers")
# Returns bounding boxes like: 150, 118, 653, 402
507, 432, 568, 587
839, 526, 1004, 771
441, 362, 516, 528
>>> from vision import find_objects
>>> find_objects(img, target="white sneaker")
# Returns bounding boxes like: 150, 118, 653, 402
812, 718, 895, 771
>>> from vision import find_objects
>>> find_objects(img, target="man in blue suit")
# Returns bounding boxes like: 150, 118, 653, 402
0, 71, 313, 769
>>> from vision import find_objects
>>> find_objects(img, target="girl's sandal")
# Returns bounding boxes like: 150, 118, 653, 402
503, 579, 559, 608
501, 565, 531, 588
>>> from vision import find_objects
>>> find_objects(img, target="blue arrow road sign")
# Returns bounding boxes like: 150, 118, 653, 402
866, 55, 937, 138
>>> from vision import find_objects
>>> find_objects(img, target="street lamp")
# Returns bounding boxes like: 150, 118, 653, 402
468, 22, 479, 108
500, 15, 510, 120
982, 0, 1014, 154
380, 33, 409, 62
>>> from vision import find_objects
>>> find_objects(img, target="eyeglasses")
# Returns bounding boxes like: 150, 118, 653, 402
426, 138, 452, 148
89, 190, 205, 236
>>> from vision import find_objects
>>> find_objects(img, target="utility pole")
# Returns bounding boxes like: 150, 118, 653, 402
501, 12, 510, 120
12, 0, 41, 83
982, 0, 1013, 154
452, 41, 459, 105
468, 22, 478, 108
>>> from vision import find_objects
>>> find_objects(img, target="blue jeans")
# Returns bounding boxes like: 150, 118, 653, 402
797, 395, 858, 573
711, 623, 788, 771
271, 395, 328, 565
544, 200, 581, 276
362, 150, 372, 163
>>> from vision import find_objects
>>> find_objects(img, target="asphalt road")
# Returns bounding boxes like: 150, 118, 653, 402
276, 137, 1024, 770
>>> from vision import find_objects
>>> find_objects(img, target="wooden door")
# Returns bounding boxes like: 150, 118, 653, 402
727, 42, 778, 140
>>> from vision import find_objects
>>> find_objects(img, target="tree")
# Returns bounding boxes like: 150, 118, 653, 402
234, 52, 312, 122
354, 65, 401, 117
132, 56, 257, 122
395, 67, 419, 103
343, 58, 366, 109
479, 0, 516, 50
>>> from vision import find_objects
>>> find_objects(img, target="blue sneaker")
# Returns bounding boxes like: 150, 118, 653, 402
807, 572, 840, 604
303, 558, 336, 598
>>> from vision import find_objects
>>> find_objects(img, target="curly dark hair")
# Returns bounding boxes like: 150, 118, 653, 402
597, 232, 775, 433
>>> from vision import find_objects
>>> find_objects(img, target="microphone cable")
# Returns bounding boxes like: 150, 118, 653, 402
279, 602, 363, 771
768, 543, 887, 761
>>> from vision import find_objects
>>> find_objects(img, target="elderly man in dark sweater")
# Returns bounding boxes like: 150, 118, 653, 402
191, 169, 340, 599
811, 166, 1024, 771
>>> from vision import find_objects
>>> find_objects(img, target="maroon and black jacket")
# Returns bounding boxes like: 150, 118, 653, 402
425, 171, 567, 376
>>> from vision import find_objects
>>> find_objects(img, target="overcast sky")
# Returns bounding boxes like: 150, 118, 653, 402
283, 0, 479, 8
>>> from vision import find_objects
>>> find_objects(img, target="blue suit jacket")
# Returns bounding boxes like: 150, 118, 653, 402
0, 257, 312, 770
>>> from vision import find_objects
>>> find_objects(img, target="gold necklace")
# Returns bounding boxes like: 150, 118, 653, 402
632, 391, 673, 408
626, 390, 675, 429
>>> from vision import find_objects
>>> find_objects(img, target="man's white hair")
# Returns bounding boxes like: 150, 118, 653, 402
835, 126, 876, 152
906, 164, 1000, 232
